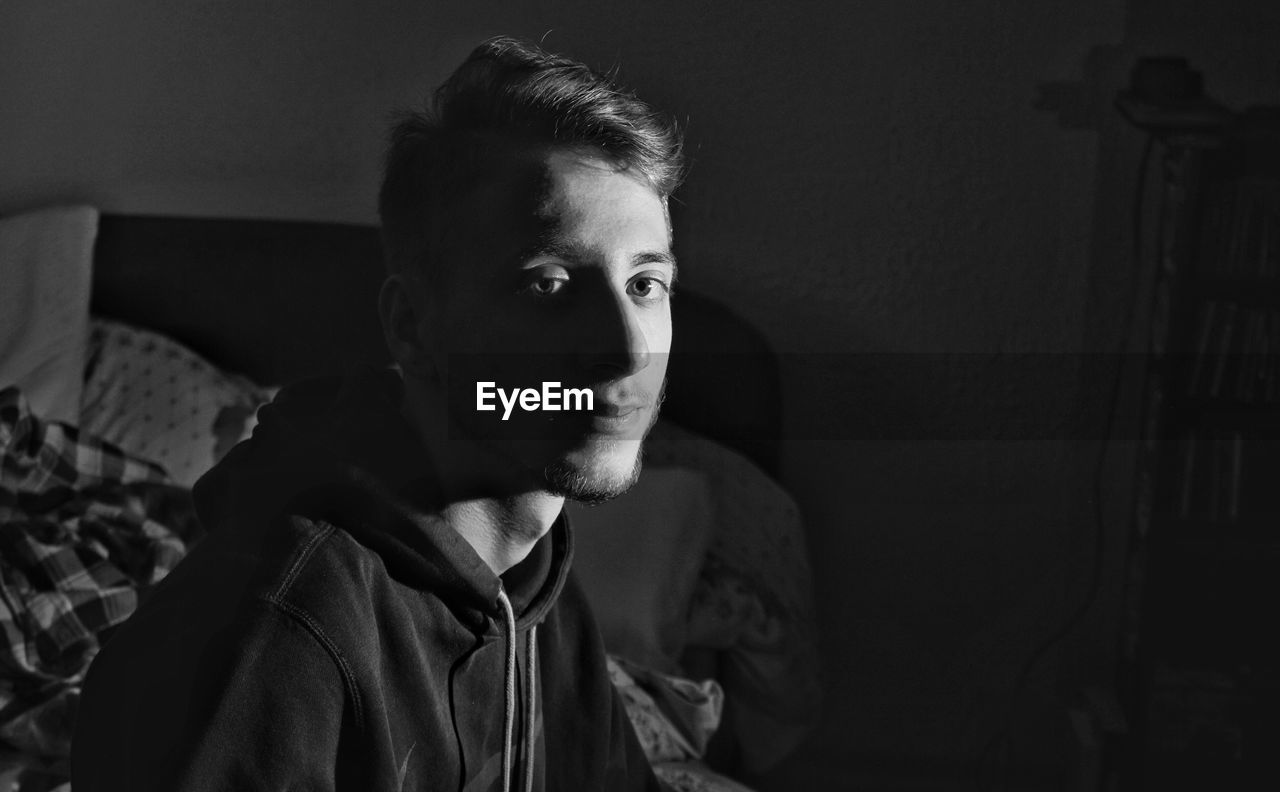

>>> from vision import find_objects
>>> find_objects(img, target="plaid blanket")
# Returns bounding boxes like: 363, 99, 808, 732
0, 386, 187, 759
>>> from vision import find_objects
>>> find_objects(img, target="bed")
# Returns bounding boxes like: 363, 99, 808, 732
0, 205, 820, 791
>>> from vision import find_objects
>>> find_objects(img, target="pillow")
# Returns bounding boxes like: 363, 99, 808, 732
79, 319, 274, 488
642, 420, 821, 774
607, 654, 723, 764
567, 466, 716, 674
0, 205, 98, 425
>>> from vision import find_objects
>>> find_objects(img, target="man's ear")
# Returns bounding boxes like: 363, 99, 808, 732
378, 274, 434, 378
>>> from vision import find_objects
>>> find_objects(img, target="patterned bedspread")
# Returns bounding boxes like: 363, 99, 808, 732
0, 387, 187, 760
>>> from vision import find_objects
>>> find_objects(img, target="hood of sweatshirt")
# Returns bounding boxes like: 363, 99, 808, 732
193, 369, 573, 791
192, 367, 571, 634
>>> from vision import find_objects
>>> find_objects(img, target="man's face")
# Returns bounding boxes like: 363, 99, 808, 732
421, 147, 674, 502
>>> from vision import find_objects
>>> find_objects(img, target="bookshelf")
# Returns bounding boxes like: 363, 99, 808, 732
1118, 104, 1280, 788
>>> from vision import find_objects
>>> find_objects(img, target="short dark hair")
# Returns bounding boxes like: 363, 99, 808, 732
378, 36, 685, 279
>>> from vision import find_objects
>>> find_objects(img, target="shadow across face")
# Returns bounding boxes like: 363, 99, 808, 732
423, 147, 676, 503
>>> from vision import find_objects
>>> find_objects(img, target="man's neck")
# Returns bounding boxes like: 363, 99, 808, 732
399, 378, 563, 575
439, 493, 563, 575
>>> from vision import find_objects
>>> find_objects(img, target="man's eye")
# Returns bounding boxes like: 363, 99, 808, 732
628, 276, 671, 300
521, 274, 568, 297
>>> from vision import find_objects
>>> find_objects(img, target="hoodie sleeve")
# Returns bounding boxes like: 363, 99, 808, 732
74, 599, 351, 792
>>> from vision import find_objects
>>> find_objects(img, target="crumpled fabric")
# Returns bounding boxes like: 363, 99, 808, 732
0, 387, 187, 759
607, 653, 724, 763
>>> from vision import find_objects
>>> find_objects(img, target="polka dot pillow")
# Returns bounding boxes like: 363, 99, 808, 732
79, 319, 273, 488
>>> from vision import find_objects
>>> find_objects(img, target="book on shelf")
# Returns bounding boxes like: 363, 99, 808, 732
1185, 300, 1280, 402
1209, 302, 1238, 398
1174, 425, 1280, 525
1177, 430, 1196, 520
1199, 178, 1280, 280
1228, 430, 1243, 521
1188, 300, 1220, 396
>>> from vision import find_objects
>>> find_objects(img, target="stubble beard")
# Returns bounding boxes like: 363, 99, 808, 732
542, 382, 666, 504
542, 440, 646, 505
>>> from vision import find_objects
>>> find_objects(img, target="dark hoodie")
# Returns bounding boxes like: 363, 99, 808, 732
72, 370, 665, 792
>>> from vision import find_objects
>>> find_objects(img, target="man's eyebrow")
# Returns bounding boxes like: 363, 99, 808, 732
512, 243, 678, 278
631, 250, 676, 267
632, 250, 678, 283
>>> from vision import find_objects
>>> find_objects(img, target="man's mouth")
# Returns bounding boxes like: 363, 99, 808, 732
593, 401, 644, 418
589, 401, 648, 434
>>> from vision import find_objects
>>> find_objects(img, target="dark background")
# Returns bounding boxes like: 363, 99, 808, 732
3, 0, 1278, 788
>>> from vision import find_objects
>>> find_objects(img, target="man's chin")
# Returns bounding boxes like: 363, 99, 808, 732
542, 448, 643, 505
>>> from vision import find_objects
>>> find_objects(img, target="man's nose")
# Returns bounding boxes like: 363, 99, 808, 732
578, 289, 650, 379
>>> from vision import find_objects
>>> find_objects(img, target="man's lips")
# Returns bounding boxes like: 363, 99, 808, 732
593, 401, 645, 418
589, 401, 649, 434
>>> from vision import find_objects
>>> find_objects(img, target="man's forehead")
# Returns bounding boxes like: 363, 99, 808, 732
438, 146, 552, 257
451, 145, 669, 250
460, 145, 554, 215
536, 148, 662, 215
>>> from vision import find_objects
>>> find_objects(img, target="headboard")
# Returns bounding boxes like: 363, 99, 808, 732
89, 214, 781, 474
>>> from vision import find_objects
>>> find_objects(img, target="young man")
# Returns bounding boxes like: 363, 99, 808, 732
72, 36, 683, 791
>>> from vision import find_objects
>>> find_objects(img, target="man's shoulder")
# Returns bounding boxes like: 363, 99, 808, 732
83, 513, 424, 720
260, 513, 434, 637
169, 512, 409, 635
94, 513, 382, 669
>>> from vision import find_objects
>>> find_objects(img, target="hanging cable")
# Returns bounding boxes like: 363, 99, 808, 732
975, 131, 1159, 791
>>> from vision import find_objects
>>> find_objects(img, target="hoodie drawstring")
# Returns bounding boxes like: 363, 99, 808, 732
496, 588, 538, 792
523, 622, 537, 792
